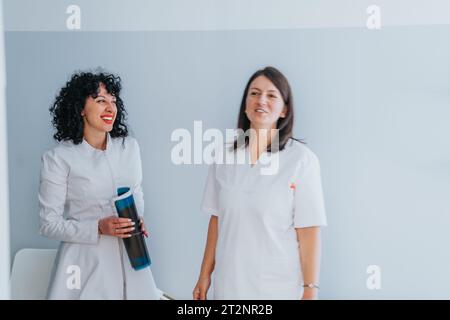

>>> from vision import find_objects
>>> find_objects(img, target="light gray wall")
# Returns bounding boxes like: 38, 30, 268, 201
4, 0, 450, 31
0, 1, 11, 299
4, 1, 450, 299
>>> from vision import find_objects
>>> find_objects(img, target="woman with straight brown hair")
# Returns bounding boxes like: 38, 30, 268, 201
193, 66, 327, 300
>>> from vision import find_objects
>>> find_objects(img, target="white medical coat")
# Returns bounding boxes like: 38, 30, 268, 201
39, 134, 160, 299
202, 139, 327, 300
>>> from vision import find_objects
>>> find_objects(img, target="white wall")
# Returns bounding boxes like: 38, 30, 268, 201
3, 0, 450, 31
0, 0, 11, 300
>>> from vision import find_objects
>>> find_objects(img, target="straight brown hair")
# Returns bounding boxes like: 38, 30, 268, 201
233, 66, 302, 152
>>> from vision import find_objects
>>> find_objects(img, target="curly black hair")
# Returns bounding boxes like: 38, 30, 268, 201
50, 71, 129, 144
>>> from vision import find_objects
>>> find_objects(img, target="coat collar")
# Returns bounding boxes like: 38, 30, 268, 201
81, 133, 112, 154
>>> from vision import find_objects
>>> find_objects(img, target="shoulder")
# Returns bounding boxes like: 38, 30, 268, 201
42, 140, 75, 161
41, 141, 76, 173
286, 138, 320, 165
110, 135, 141, 152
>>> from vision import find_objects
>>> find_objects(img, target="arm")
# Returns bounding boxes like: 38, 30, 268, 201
130, 139, 149, 236
293, 152, 327, 299
38, 151, 100, 244
193, 215, 218, 300
296, 226, 322, 300
132, 138, 145, 217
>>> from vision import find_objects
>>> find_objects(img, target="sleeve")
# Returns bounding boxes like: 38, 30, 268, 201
38, 150, 100, 244
293, 152, 327, 228
201, 163, 220, 216
131, 139, 145, 218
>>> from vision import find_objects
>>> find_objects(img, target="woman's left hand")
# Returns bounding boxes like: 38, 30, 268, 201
139, 217, 149, 238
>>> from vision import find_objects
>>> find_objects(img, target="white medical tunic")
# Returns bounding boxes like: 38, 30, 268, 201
39, 134, 160, 300
202, 139, 327, 300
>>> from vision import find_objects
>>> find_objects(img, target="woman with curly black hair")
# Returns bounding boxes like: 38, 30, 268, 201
39, 71, 160, 299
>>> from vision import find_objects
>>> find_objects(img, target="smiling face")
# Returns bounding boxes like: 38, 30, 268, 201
81, 83, 117, 134
245, 76, 287, 129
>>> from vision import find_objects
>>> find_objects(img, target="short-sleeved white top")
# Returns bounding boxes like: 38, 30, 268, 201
202, 138, 327, 300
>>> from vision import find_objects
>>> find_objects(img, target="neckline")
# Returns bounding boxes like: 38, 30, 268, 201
246, 147, 266, 168
81, 133, 111, 153
245, 138, 294, 168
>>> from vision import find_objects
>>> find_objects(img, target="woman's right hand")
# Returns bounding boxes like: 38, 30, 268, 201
193, 276, 211, 300
98, 216, 135, 238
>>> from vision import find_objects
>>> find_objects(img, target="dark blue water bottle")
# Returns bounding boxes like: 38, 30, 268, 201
113, 187, 151, 270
